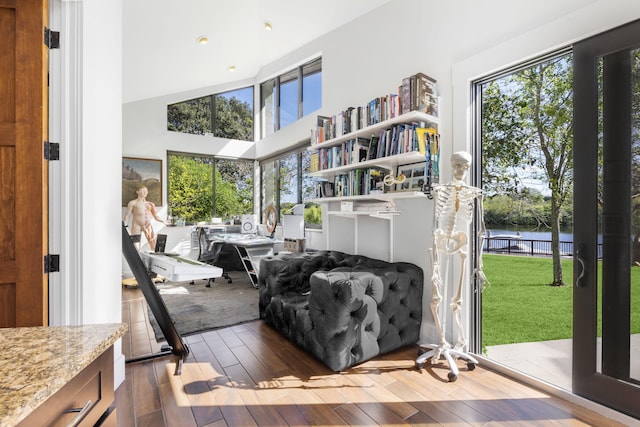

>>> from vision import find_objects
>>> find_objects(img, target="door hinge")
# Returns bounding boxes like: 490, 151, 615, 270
44, 141, 59, 160
45, 254, 60, 273
44, 27, 60, 49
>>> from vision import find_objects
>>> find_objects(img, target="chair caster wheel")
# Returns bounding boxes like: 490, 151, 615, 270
448, 372, 458, 382
467, 362, 476, 371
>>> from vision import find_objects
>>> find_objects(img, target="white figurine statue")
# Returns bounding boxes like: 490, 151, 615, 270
416, 150, 487, 382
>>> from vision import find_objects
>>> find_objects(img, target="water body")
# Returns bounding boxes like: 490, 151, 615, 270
487, 227, 573, 242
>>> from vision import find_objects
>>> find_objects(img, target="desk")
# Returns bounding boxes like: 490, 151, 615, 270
211, 233, 279, 287
139, 252, 222, 282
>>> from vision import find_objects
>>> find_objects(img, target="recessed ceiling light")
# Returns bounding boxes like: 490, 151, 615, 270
264, 21, 272, 31
197, 36, 208, 45
228, 65, 236, 72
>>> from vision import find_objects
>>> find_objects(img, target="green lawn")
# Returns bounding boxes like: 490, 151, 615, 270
481, 254, 640, 348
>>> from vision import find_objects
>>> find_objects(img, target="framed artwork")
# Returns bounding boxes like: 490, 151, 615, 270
395, 161, 427, 192
122, 157, 162, 206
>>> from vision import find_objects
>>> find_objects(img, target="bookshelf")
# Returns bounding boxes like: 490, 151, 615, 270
308, 110, 439, 201
306, 73, 440, 261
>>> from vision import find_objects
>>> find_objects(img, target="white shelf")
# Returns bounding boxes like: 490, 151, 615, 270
327, 210, 401, 220
308, 110, 438, 150
311, 191, 429, 203
308, 151, 426, 177
308, 97, 440, 263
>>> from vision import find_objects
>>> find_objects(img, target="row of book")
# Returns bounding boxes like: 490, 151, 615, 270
309, 124, 438, 172
311, 72, 437, 145
315, 167, 388, 199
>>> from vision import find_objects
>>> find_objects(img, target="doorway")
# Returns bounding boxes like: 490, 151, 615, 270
473, 18, 640, 419
474, 50, 575, 390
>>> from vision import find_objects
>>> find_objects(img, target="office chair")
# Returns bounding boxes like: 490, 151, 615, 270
196, 227, 233, 286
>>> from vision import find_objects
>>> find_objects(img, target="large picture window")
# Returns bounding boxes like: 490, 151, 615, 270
167, 86, 254, 141
168, 152, 253, 224
260, 147, 320, 227
260, 58, 322, 138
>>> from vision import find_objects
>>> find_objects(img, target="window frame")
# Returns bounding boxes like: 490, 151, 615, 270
167, 151, 254, 223
167, 85, 254, 141
260, 57, 322, 138
259, 144, 320, 228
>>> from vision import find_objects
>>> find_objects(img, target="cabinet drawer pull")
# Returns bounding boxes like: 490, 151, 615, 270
65, 400, 92, 427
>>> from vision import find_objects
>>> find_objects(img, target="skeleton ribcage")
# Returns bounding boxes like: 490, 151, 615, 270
434, 184, 480, 236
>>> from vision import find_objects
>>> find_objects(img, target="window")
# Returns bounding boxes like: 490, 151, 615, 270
166, 95, 211, 135
260, 147, 321, 227
168, 152, 253, 223
260, 57, 322, 138
167, 86, 254, 141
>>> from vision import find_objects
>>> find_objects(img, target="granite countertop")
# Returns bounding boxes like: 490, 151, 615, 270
0, 323, 128, 427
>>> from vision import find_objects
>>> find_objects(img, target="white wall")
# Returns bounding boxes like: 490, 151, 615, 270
121, 0, 640, 346
50, 0, 126, 387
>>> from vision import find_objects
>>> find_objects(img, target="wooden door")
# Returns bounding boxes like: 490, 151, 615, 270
0, 0, 49, 327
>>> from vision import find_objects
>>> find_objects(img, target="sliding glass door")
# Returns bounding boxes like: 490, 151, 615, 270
573, 18, 640, 418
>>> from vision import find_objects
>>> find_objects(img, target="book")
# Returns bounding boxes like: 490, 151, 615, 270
367, 135, 379, 160
401, 77, 411, 114
416, 127, 438, 155
415, 73, 438, 116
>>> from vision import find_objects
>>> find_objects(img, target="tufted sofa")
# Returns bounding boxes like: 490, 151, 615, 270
258, 250, 423, 371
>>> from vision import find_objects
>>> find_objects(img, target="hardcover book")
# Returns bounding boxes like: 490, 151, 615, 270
415, 72, 438, 116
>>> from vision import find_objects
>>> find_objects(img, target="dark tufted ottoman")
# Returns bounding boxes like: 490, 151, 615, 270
258, 251, 423, 371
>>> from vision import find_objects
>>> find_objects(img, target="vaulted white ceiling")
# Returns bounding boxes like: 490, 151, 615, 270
122, 0, 393, 104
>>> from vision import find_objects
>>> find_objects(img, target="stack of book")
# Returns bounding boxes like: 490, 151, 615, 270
332, 167, 388, 198
310, 72, 437, 145
311, 122, 432, 172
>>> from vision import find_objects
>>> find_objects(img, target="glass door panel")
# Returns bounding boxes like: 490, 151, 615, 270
630, 48, 640, 384
573, 19, 640, 419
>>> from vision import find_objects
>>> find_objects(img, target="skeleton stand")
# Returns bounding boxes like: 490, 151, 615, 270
416, 181, 480, 382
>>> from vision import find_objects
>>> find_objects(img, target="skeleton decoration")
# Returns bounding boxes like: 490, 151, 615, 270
416, 151, 487, 382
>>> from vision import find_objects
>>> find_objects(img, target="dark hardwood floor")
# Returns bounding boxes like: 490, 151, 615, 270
116, 286, 627, 426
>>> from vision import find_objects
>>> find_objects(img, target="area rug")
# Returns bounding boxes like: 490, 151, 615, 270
147, 270, 260, 341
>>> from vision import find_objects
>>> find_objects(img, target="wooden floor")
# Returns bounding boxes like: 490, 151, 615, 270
117, 286, 626, 427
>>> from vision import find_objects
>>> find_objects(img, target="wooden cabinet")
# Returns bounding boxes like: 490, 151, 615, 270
18, 347, 115, 427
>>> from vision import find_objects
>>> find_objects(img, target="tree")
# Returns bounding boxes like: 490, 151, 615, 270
215, 159, 253, 217
167, 95, 253, 142
167, 96, 211, 135
482, 54, 573, 286
213, 97, 253, 141
168, 155, 213, 222
168, 155, 254, 223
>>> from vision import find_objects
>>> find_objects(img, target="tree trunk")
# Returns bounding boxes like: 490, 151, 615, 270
632, 231, 640, 266
550, 196, 566, 286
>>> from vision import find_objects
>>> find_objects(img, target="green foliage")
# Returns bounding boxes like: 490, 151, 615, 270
484, 189, 573, 228
482, 55, 573, 199
167, 95, 253, 142
168, 155, 254, 223
168, 156, 213, 222
482, 254, 640, 348
167, 97, 211, 135
213, 97, 253, 141
304, 204, 322, 225
482, 54, 574, 285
